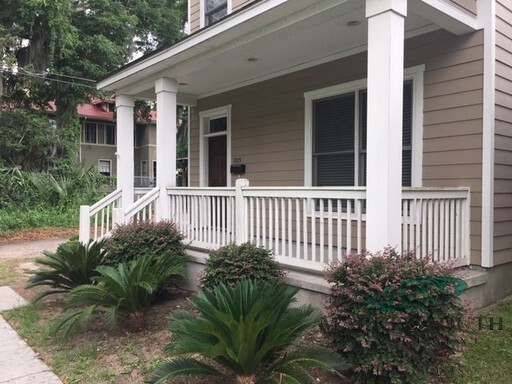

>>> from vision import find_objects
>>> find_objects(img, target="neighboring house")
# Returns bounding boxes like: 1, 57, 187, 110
76, 100, 161, 186
77, 100, 118, 181
81, 0, 512, 308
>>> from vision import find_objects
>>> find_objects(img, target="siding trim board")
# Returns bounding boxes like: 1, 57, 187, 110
478, 0, 495, 268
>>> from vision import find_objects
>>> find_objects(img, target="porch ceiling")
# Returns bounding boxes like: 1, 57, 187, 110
98, 0, 478, 102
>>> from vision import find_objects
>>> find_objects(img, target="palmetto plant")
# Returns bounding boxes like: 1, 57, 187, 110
147, 280, 345, 384
53, 253, 188, 337
26, 239, 108, 302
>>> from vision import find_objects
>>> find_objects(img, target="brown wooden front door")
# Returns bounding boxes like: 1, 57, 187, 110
208, 135, 227, 187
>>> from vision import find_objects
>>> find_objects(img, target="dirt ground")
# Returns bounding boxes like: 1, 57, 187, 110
0, 229, 347, 384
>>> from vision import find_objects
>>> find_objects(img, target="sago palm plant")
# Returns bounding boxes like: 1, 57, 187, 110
53, 253, 188, 337
147, 279, 345, 384
26, 239, 108, 302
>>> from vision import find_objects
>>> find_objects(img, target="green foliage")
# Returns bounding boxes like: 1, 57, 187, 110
148, 279, 345, 384
0, 165, 104, 210
1, 0, 186, 104
105, 220, 186, 265
454, 297, 512, 383
322, 249, 469, 384
53, 254, 188, 337
1, 0, 186, 170
0, 110, 61, 171
26, 239, 109, 302
200, 242, 285, 290
0, 206, 78, 236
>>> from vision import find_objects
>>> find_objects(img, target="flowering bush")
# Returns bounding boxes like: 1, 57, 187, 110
322, 248, 469, 383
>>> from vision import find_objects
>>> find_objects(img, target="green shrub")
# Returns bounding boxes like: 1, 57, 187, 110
26, 239, 109, 302
104, 220, 186, 265
53, 253, 188, 337
322, 248, 469, 383
148, 279, 345, 384
200, 242, 285, 289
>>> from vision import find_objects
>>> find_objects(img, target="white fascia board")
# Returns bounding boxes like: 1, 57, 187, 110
409, 0, 478, 35
97, 0, 291, 91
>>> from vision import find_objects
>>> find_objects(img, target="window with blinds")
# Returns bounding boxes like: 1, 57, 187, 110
205, 0, 228, 26
313, 81, 413, 187
98, 160, 111, 177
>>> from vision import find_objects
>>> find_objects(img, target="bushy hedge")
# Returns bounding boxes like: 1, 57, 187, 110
104, 220, 187, 266
322, 249, 469, 383
200, 242, 285, 289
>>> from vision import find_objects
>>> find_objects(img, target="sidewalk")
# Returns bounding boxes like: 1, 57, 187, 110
0, 239, 64, 384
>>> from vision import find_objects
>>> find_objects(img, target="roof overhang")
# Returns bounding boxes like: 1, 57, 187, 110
97, 0, 478, 103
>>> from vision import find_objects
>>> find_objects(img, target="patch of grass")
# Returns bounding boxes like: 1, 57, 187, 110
0, 207, 78, 236
454, 297, 512, 383
3, 303, 56, 347
2, 294, 183, 384
52, 344, 113, 384
0, 262, 15, 285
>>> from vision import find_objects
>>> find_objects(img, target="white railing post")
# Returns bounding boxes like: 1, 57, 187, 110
235, 178, 250, 245
113, 208, 126, 226
464, 191, 471, 263
79, 205, 90, 244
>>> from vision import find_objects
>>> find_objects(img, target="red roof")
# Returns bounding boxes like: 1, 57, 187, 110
77, 103, 113, 121
3, 99, 156, 122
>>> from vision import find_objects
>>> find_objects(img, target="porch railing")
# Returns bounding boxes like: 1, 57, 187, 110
123, 187, 160, 223
168, 187, 237, 248
79, 187, 158, 243
79, 189, 122, 243
167, 182, 470, 271
402, 188, 470, 267
80, 183, 470, 271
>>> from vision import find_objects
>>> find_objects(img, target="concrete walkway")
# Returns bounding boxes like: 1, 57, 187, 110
0, 239, 65, 383
0, 238, 67, 260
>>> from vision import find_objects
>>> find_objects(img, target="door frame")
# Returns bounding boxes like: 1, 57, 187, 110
199, 105, 232, 187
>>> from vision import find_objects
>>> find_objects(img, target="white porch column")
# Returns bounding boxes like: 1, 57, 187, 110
155, 77, 178, 220
115, 94, 135, 208
365, 0, 407, 252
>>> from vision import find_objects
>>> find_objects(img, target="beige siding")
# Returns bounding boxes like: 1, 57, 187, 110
190, 0, 200, 33
232, 0, 255, 12
190, 29, 484, 263
447, 0, 477, 16
494, 1, 512, 265
409, 30, 484, 265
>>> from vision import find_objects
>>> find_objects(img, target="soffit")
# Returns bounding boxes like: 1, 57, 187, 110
100, 0, 475, 101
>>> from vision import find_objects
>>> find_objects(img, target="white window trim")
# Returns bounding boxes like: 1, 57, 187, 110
98, 159, 112, 176
199, 104, 232, 187
200, 0, 232, 28
304, 65, 424, 188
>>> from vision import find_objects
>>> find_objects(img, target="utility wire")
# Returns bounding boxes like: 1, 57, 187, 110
2, 68, 97, 88
18, 67, 96, 83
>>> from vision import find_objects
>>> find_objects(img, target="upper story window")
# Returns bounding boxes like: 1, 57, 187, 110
204, 0, 228, 26
84, 122, 97, 143
82, 122, 115, 145
104, 124, 115, 145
